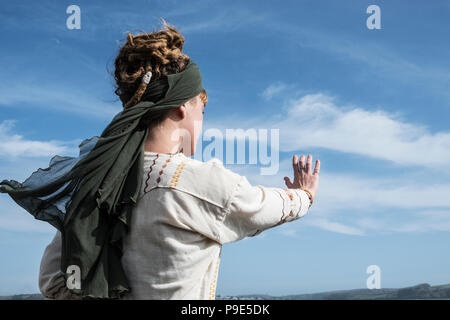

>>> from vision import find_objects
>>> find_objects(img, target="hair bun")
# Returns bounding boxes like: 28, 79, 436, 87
127, 33, 135, 46
114, 19, 191, 108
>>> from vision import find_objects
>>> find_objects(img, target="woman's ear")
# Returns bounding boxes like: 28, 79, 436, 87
177, 104, 188, 119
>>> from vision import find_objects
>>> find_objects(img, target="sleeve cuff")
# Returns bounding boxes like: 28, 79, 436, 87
295, 189, 312, 218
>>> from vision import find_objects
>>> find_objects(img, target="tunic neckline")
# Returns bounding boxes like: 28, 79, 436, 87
143, 151, 186, 159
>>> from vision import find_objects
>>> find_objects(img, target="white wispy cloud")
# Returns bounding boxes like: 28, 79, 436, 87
388, 209, 450, 233
0, 119, 75, 234
0, 120, 74, 233
0, 82, 121, 119
260, 82, 289, 100
304, 218, 365, 236
176, 6, 270, 34
278, 227, 298, 237
0, 120, 80, 158
206, 92, 450, 171
275, 93, 450, 170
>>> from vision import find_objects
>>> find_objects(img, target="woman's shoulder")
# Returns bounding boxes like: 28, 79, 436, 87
175, 155, 243, 209
142, 152, 243, 209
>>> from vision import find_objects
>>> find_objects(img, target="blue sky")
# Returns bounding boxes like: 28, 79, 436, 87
1, 0, 450, 296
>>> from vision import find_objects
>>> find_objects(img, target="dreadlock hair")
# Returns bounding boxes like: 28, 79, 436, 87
112, 18, 208, 131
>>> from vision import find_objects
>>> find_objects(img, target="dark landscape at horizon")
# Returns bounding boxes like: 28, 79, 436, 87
1, 282, 449, 300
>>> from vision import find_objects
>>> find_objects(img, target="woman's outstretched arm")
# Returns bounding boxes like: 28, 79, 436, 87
216, 154, 320, 244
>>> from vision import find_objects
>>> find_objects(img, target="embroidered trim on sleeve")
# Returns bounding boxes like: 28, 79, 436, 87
282, 188, 297, 218
273, 188, 303, 227
274, 189, 287, 227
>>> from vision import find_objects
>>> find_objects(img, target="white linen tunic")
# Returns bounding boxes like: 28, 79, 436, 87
38, 151, 312, 300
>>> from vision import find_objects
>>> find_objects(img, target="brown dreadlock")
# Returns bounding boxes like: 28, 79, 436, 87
113, 18, 208, 113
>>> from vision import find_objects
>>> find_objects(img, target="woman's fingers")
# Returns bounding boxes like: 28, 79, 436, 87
314, 159, 320, 175
306, 154, 312, 174
292, 154, 298, 169
284, 176, 294, 188
292, 155, 299, 180
287, 153, 320, 194
299, 155, 306, 171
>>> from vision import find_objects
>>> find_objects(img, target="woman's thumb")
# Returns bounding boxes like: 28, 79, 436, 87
284, 176, 293, 187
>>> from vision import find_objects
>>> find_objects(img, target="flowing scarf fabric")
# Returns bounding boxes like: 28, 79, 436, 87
0, 59, 204, 299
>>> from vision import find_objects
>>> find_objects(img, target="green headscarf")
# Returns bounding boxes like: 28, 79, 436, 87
0, 59, 204, 299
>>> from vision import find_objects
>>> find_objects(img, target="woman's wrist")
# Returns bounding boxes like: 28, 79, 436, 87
299, 187, 314, 207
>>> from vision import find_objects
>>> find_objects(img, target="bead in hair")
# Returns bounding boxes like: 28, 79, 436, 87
142, 71, 152, 84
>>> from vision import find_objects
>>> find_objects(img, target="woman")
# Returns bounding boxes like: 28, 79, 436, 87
2, 19, 320, 300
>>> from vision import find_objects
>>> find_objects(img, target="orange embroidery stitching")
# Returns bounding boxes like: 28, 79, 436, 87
169, 160, 187, 188
283, 188, 294, 201
283, 188, 299, 218
274, 189, 299, 227
208, 250, 221, 300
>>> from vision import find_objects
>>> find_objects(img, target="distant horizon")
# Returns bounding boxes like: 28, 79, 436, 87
2, 281, 449, 299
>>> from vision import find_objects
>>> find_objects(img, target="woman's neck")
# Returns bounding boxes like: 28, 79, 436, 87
144, 128, 184, 154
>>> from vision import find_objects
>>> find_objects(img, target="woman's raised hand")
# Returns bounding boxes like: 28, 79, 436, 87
283, 154, 320, 199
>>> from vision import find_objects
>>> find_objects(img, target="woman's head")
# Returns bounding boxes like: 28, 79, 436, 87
112, 18, 208, 155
